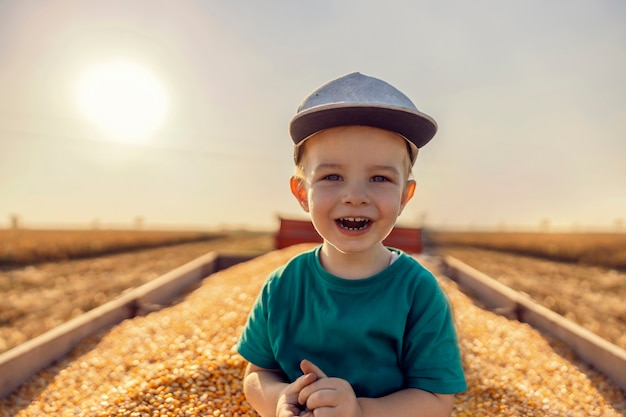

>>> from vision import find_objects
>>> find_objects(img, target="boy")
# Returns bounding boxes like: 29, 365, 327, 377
237, 72, 466, 417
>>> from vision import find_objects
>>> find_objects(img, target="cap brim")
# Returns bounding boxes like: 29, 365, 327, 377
289, 104, 437, 149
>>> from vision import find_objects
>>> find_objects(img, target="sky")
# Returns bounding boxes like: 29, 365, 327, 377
0, 0, 625, 232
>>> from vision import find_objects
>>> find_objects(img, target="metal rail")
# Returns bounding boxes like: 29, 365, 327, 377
442, 255, 626, 392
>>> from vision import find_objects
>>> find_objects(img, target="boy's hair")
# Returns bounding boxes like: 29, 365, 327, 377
289, 72, 437, 166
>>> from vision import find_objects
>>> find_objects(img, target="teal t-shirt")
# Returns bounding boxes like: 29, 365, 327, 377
237, 246, 467, 397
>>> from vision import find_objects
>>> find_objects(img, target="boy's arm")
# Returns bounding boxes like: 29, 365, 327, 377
358, 389, 455, 417
243, 362, 317, 417
243, 363, 288, 417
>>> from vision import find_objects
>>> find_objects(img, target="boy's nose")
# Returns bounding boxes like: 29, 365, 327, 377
341, 183, 369, 206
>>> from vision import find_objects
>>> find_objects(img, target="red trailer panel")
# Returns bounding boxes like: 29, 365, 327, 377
275, 217, 423, 254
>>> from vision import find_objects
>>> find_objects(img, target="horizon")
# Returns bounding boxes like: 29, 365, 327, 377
2, 215, 624, 234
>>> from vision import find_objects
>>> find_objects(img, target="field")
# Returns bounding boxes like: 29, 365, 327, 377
427, 230, 626, 270
0, 228, 224, 266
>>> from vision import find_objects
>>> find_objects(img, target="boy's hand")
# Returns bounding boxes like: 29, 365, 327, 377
297, 359, 363, 417
276, 371, 317, 417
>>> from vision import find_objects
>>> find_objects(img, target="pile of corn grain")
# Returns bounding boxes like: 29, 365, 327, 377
1, 245, 625, 416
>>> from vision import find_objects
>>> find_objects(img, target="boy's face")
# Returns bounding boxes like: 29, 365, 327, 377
290, 125, 416, 256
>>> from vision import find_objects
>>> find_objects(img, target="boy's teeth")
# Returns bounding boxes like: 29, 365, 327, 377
338, 217, 370, 230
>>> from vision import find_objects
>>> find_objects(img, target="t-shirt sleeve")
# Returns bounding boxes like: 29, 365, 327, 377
402, 274, 467, 394
236, 279, 281, 370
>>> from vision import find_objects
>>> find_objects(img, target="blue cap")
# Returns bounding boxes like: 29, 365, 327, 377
289, 72, 437, 150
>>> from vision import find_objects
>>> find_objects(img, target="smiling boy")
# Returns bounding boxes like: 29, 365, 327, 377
291, 125, 415, 279
237, 72, 466, 417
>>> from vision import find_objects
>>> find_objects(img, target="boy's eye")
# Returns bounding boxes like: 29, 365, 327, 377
371, 175, 391, 183
323, 174, 342, 181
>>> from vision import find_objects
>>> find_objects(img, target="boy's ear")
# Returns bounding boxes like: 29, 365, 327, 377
290, 176, 310, 212
399, 180, 416, 213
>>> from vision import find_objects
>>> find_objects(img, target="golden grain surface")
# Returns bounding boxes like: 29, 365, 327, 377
438, 267, 626, 416
1, 245, 625, 416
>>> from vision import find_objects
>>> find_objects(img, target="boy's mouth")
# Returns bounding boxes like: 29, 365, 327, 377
336, 217, 371, 231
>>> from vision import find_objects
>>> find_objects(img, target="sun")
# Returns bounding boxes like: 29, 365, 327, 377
76, 60, 169, 142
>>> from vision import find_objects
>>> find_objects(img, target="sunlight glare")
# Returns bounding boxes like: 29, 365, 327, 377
76, 61, 169, 142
